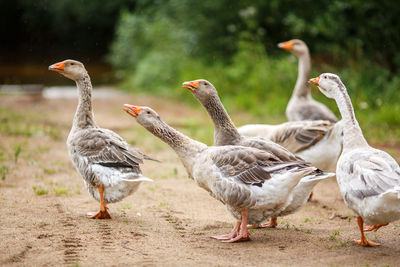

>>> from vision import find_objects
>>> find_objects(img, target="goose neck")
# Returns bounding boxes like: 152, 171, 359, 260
73, 74, 96, 129
292, 51, 311, 98
333, 84, 368, 151
146, 119, 206, 160
202, 94, 241, 145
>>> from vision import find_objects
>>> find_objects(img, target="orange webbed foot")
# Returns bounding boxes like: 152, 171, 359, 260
354, 239, 380, 247
87, 210, 111, 219
363, 223, 389, 232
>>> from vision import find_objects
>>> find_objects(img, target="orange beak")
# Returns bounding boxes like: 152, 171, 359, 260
182, 80, 199, 93
308, 76, 320, 86
123, 104, 143, 118
278, 40, 293, 51
48, 61, 66, 73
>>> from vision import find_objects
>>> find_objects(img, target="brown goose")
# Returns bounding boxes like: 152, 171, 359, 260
279, 39, 338, 122
123, 104, 333, 242
310, 73, 400, 247
49, 59, 154, 219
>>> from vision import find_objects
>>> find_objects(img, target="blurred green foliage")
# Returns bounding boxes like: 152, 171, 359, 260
109, 0, 400, 141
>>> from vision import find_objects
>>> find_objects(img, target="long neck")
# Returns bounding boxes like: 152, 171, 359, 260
333, 84, 368, 151
292, 51, 311, 98
73, 74, 96, 128
145, 119, 206, 160
201, 94, 241, 145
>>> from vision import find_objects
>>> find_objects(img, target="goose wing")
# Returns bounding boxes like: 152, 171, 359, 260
342, 150, 400, 199
268, 121, 334, 153
73, 128, 144, 172
211, 146, 307, 186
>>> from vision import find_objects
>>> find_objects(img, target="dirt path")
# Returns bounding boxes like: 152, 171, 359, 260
0, 92, 399, 266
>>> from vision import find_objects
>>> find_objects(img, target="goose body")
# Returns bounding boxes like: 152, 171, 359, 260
279, 39, 338, 122
123, 104, 334, 242
309, 73, 400, 246
181, 80, 335, 228
49, 60, 153, 219
238, 120, 343, 171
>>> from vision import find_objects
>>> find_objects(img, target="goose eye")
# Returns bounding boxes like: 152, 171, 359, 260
146, 111, 150, 114
323, 76, 327, 79
204, 82, 208, 86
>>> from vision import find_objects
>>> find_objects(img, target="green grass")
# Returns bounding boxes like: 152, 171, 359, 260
329, 230, 340, 241
54, 187, 69, 196
0, 107, 62, 141
32, 186, 49, 195
43, 168, 57, 175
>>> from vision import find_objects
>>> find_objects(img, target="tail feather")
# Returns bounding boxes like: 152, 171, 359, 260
262, 161, 309, 173
121, 176, 153, 182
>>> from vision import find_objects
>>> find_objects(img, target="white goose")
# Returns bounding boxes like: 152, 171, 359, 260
49, 60, 154, 219
182, 79, 336, 227
279, 39, 338, 122
124, 104, 334, 242
309, 73, 400, 247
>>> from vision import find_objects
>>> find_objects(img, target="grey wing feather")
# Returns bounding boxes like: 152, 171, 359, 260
74, 128, 143, 172
345, 152, 400, 199
212, 147, 307, 186
269, 121, 334, 153
241, 136, 304, 162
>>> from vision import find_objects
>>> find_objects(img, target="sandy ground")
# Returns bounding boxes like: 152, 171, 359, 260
0, 91, 399, 267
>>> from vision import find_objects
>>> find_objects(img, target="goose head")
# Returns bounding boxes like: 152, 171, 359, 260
49, 59, 87, 80
278, 39, 308, 57
182, 79, 218, 102
308, 73, 344, 99
123, 104, 162, 131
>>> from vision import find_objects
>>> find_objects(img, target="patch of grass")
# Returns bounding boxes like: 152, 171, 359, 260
122, 204, 132, 210
304, 217, 311, 223
0, 107, 62, 140
43, 168, 57, 175
249, 228, 256, 233
0, 165, 8, 180
305, 229, 312, 234
54, 187, 68, 196
159, 201, 168, 207
329, 230, 340, 241
13, 143, 23, 163
122, 218, 129, 223
32, 186, 48, 195
75, 189, 81, 195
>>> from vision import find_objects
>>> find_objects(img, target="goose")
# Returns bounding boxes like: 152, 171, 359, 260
182, 79, 336, 227
309, 73, 400, 246
123, 104, 334, 242
49, 59, 154, 219
183, 79, 342, 172
279, 39, 338, 122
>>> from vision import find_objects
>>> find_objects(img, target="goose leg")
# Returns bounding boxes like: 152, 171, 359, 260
363, 223, 389, 232
87, 185, 111, 219
211, 221, 240, 240
354, 216, 380, 247
260, 217, 278, 228
222, 209, 251, 243
307, 191, 314, 201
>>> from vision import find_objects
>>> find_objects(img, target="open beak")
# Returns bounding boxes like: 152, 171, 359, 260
182, 80, 199, 93
123, 104, 143, 118
308, 76, 320, 86
277, 40, 293, 51
48, 61, 66, 73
